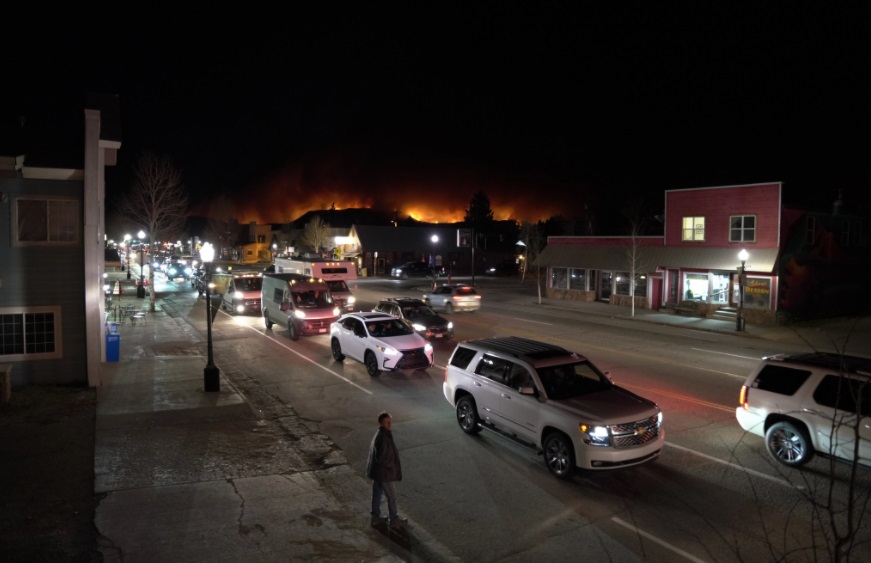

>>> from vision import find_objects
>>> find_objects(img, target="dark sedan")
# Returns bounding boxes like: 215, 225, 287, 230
373, 298, 454, 340
390, 261, 433, 279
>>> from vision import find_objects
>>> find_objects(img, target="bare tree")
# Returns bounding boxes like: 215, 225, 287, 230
301, 215, 331, 255
624, 217, 649, 317
116, 151, 189, 311
520, 221, 547, 303
203, 194, 239, 259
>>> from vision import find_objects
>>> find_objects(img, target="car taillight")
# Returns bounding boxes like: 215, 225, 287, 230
738, 385, 749, 408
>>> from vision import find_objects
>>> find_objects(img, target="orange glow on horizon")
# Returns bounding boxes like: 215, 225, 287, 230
191, 154, 583, 225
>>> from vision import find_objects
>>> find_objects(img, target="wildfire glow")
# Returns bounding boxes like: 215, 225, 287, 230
191, 151, 585, 225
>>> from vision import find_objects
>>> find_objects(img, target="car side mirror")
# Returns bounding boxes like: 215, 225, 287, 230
604, 371, 612, 381
280, 302, 290, 312
518, 386, 535, 395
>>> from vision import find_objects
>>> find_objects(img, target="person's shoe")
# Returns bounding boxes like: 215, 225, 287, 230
389, 518, 407, 531
370, 516, 386, 527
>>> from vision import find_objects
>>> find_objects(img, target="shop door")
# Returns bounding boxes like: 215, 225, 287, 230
650, 277, 662, 310
599, 272, 612, 301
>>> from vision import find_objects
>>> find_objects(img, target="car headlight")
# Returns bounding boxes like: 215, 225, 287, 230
347, 296, 356, 304
377, 345, 399, 356
169, 268, 177, 275
236, 305, 245, 313
294, 310, 306, 319
332, 307, 340, 316
447, 321, 453, 329
579, 423, 611, 446
424, 342, 433, 354
184, 267, 192, 275
412, 323, 427, 332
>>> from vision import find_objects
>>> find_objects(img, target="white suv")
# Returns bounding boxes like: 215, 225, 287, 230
736, 352, 871, 468
443, 336, 663, 479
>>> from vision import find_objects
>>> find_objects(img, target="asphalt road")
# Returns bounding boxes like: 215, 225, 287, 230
169, 274, 871, 562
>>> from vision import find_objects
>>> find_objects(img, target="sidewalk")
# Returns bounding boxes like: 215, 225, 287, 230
2, 273, 868, 562
94, 273, 413, 562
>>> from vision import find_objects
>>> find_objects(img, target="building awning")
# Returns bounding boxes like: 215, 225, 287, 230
534, 245, 779, 273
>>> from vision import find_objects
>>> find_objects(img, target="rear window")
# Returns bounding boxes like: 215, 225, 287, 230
751, 364, 812, 395
813, 374, 871, 415
449, 346, 477, 369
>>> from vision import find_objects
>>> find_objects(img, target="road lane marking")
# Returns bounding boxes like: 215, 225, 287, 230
611, 517, 709, 563
620, 384, 735, 414
246, 325, 373, 395
506, 326, 746, 379
513, 317, 553, 325
664, 442, 802, 489
691, 347, 762, 361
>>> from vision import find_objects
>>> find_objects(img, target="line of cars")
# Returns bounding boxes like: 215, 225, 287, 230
199, 271, 871, 478
254, 273, 667, 479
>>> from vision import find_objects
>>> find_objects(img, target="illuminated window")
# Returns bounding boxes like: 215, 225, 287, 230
0, 307, 62, 361
682, 217, 705, 241
729, 215, 756, 242
14, 197, 79, 245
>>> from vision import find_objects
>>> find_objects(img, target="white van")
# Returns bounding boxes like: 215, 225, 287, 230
261, 273, 341, 340
221, 273, 263, 315
273, 258, 357, 310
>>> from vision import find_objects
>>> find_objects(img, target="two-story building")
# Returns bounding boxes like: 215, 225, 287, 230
1, 95, 120, 387
535, 182, 869, 325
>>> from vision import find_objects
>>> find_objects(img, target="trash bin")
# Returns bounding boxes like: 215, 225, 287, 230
106, 328, 120, 362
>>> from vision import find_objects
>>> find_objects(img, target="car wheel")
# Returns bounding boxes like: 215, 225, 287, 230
401, 272, 408, 280
765, 421, 814, 467
445, 302, 454, 314
365, 351, 381, 377
264, 312, 274, 329
456, 396, 482, 434
544, 432, 575, 479
288, 320, 300, 341
331, 338, 345, 361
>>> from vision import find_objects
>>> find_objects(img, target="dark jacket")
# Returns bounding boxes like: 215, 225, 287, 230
366, 427, 402, 482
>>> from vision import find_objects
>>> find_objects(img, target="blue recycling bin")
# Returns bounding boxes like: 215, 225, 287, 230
106, 333, 120, 362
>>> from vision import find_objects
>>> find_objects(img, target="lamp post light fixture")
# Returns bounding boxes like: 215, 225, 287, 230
136, 230, 147, 298
736, 248, 749, 332
431, 234, 439, 267
124, 234, 132, 279
201, 242, 221, 392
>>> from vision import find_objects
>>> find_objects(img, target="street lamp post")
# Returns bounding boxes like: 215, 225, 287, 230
137, 230, 147, 298
431, 234, 439, 289
124, 233, 132, 279
736, 249, 749, 332
201, 243, 220, 392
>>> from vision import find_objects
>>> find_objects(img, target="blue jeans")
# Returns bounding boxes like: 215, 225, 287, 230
371, 480, 398, 520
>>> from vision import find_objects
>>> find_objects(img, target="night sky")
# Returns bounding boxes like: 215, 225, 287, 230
6, 6, 871, 227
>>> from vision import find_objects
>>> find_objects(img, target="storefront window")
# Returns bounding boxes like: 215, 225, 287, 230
743, 277, 771, 309
551, 267, 568, 289
711, 273, 729, 304
615, 272, 631, 295
569, 269, 586, 290
684, 273, 708, 301
634, 275, 647, 297
614, 273, 648, 296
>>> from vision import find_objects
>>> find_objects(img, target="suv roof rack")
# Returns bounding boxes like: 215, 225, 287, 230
773, 352, 871, 375
465, 336, 573, 361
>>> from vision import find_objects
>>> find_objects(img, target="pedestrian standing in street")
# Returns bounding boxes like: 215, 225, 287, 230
367, 411, 405, 530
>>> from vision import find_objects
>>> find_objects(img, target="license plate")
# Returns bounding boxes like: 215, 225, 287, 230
434, 334, 443, 338
318, 328, 327, 333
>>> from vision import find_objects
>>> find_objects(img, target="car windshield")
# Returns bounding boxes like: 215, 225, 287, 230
537, 361, 612, 400
366, 318, 415, 337
326, 280, 349, 293
292, 289, 333, 308
237, 278, 262, 291
403, 305, 436, 317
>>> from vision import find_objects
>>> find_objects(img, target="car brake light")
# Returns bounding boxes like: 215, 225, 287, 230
738, 385, 748, 408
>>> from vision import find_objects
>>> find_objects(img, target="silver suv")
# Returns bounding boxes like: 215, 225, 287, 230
442, 337, 664, 479
736, 352, 871, 468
